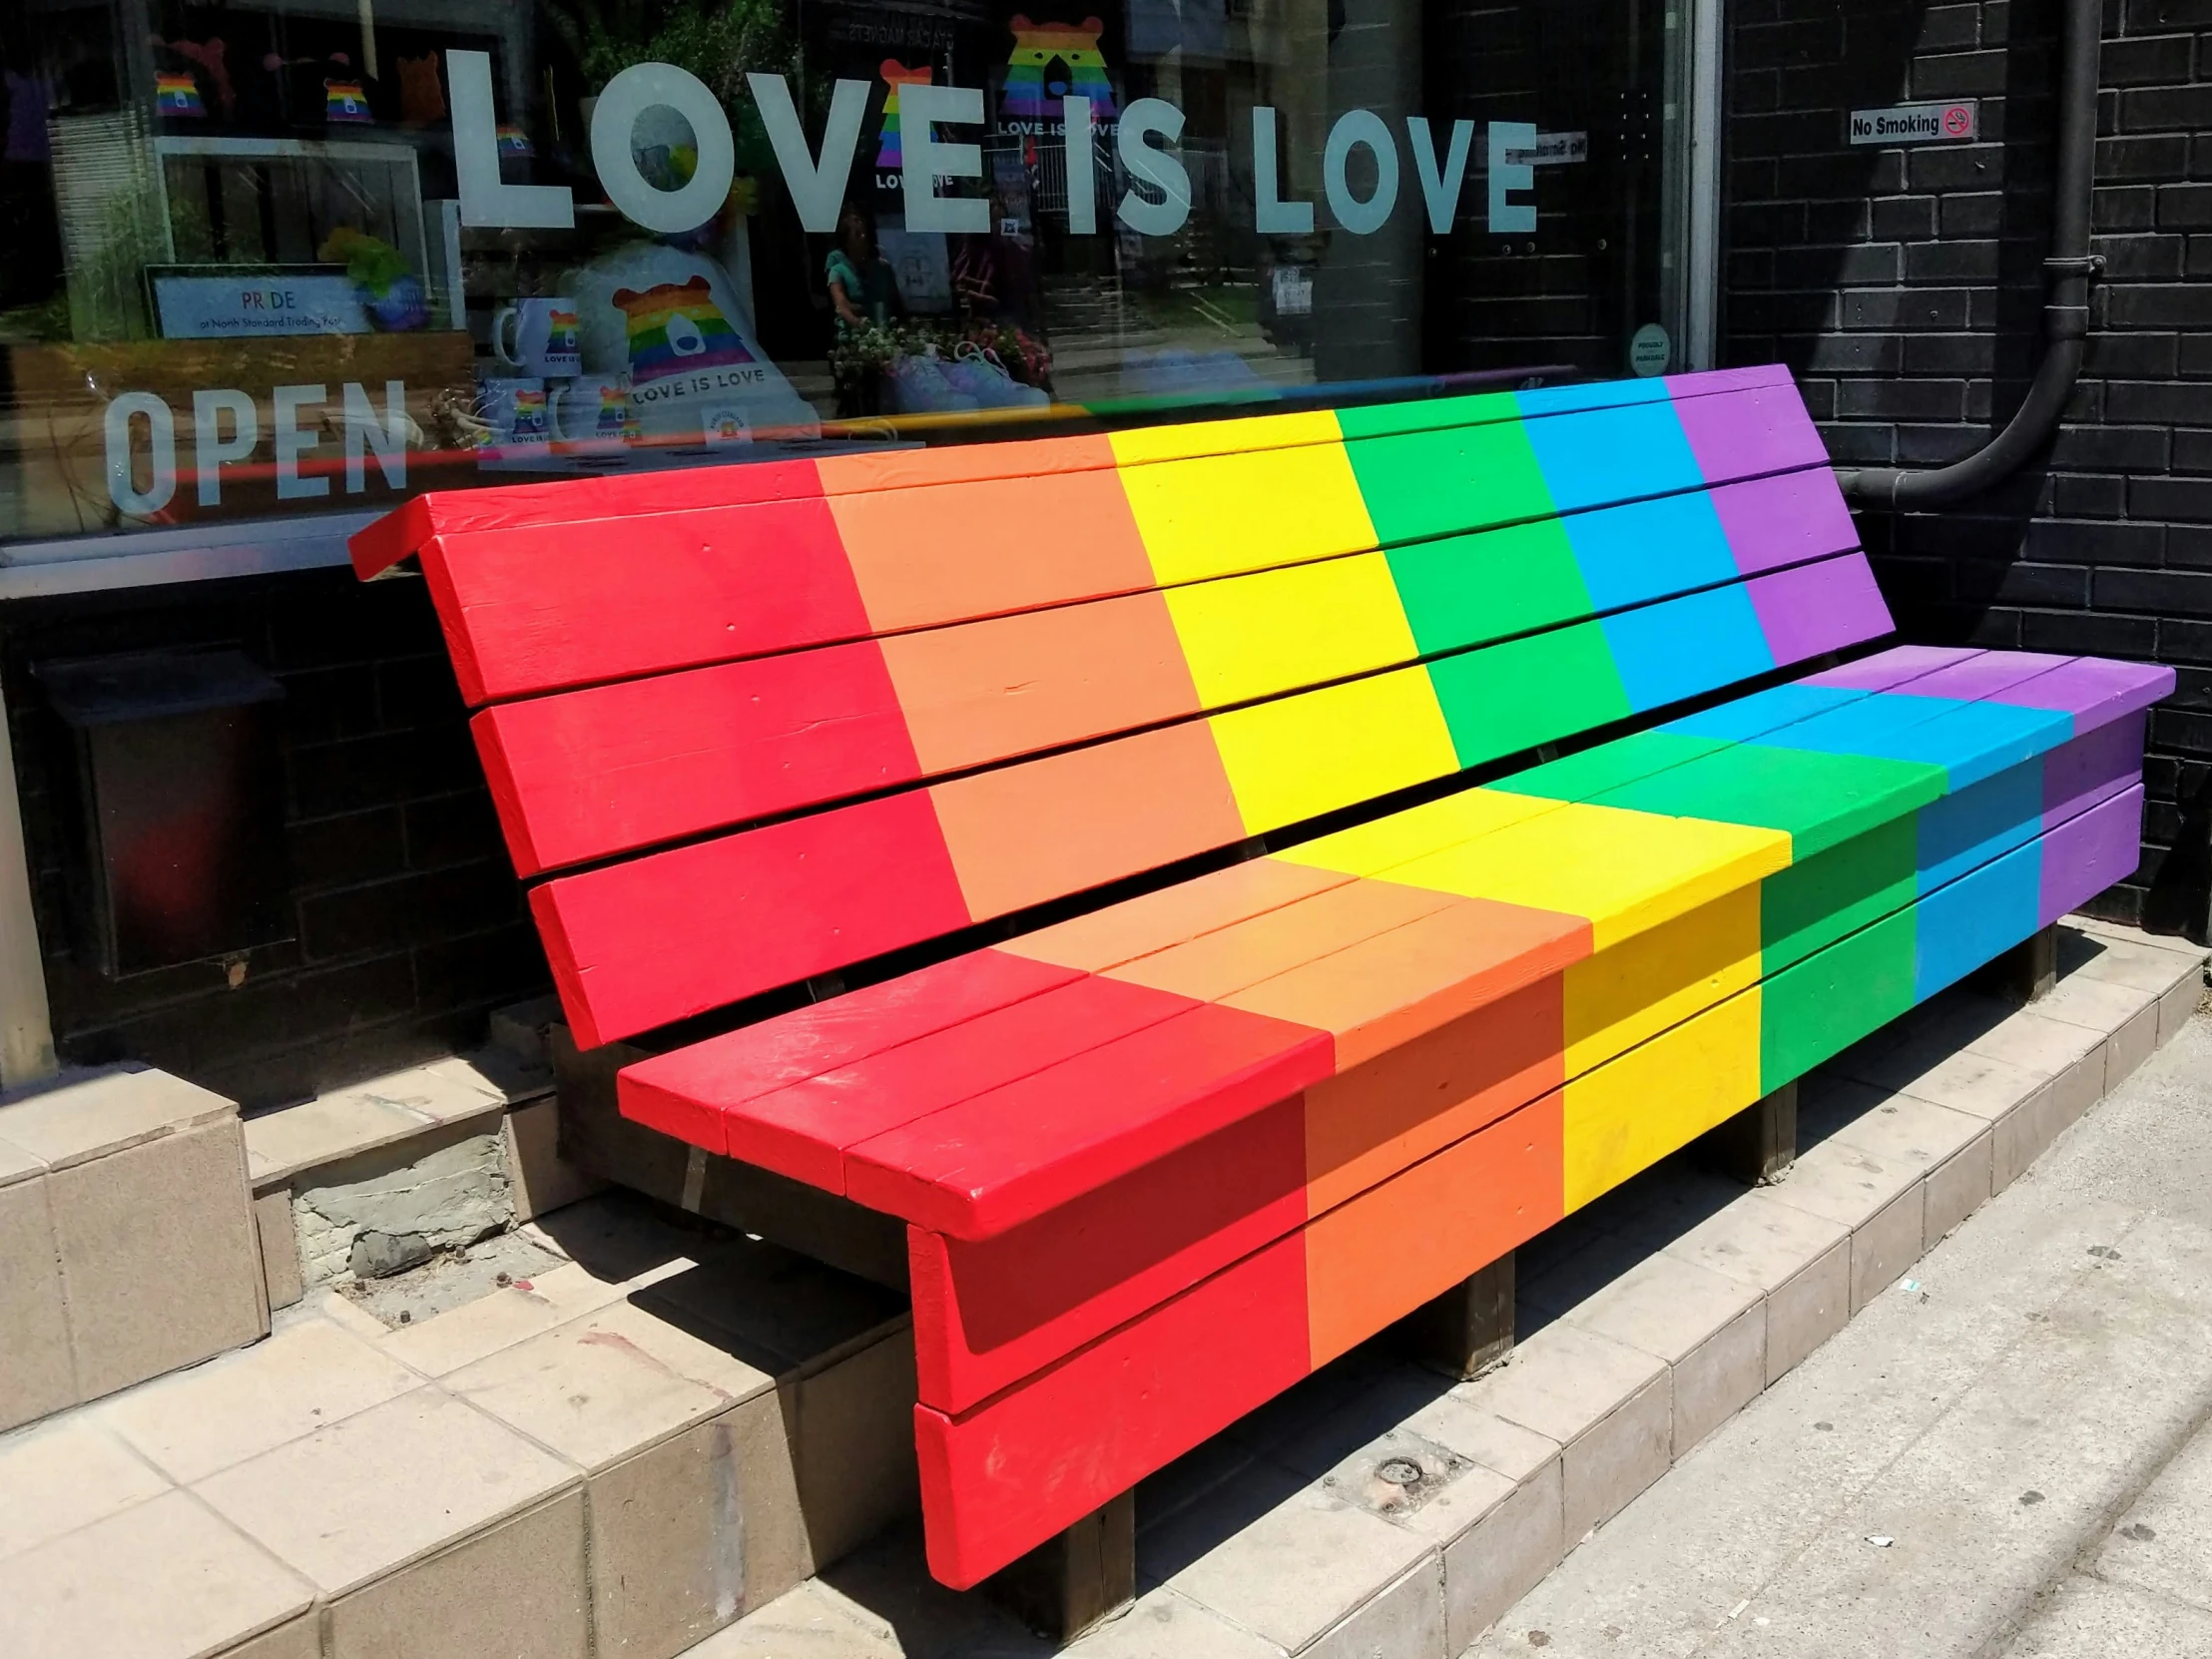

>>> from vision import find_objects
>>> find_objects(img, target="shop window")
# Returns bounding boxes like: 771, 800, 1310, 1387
0, 0, 1699, 557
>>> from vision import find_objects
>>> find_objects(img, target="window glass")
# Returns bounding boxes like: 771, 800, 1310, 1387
0, 0, 1689, 552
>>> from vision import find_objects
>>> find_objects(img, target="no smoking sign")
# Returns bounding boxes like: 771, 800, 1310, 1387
1849, 100, 1978, 146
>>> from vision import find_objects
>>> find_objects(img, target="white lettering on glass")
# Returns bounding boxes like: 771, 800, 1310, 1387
592, 63, 736, 234
748, 74, 871, 233
448, 50, 574, 230
1117, 99, 1191, 235
273, 384, 330, 501
342, 381, 410, 493
191, 388, 257, 506
1324, 108, 1398, 235
105, 392, 176, 516
1062, 95, 1097, 236
1406, 117, 1475, 233
899, 82, 990, 234
1488, 121, 1537, 233
1253, 105, 1314, 234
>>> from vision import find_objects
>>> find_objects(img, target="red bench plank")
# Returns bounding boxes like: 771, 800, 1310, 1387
473, 640, 920, 876
618, 947, 1081, 1155
531, 789, 971, 1047
843, 1004, 1335, 1239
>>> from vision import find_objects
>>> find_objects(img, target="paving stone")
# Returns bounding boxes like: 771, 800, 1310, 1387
0, 1417, 170, 1561
2158, 970, 2206, 1047
633, 1237, 909, 1378
1065, 1586, 1286, 1658
682, 1578, 908, 1658
793, 1329, 920, 1568
1846, 1187, 1927, 1313
586, 1394, 801, 1659
1553, 1253, 1767, 1457
1441, 1457, 1562, 1655
1396, 1392, 1559, 1484
333, 1058, 510, 1128
1924, 1130, 1994, 1245
0, 1174, 73, 1432
50, 1119, 267, 1401
1659, 1189, 1850, 1297
0, 1068, 234, 1172
1851, 1042, 2048, 1121
1166, 1479, 1435, 1653
97, 1316, 419, 1483
503, 1099, 606, 1222
1305, 1555, 1445, 1659
1765, 1139, 1922, 1232
1961, 1007, 2104, 1081
373, 1259, 634, 1377
0, 1489, 312, 1659
253, 1189, 301, 1312
244, 1093, 432, 1188
216, 1614, 322, 1658
814, 1524, 1051, 1658
2105, 1003, 2158, 1093
444, 1297, 776, 1472
1309, 1422, 1510, 1548
1761, 1242, 1851, 1383
324, 1489, 588, 1659
2029, 971, 2160, 1035
0, 1134, 43, 1188
1811, 1090, 1987, 1176
195, 1386, 577, 1596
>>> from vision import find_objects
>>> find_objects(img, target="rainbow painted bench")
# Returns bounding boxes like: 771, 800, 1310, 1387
353, 365, 2169, 1608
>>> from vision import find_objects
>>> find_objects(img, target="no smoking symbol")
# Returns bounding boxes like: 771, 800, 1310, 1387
1942, 105, 1972, 137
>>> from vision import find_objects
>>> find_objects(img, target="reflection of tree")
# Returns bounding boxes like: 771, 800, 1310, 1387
546, 0, 812, 169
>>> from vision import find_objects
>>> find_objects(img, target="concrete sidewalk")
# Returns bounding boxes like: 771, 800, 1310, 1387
1474, 1010, 2212, 1659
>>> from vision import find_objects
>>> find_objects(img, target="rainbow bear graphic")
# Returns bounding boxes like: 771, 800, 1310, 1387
156, 71, 205, 117
1001, 16, 1115, 121
324, 78, 372, 123
876, 61, 932, 170
612, 277, 755, 385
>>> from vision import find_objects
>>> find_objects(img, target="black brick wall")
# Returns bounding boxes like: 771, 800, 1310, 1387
1725, 0, 2212, 933
4, 570, 550, 1109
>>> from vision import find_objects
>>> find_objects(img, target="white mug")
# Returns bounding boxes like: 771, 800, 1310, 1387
477, 376, 551, 453
549, 372, 637, 454
491, 296, 582, 376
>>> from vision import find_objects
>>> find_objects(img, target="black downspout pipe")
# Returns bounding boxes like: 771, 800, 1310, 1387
1837, 0, 2104, 510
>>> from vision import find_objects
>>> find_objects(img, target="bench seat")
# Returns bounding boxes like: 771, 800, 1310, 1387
351, 365, 2170, 1595
606, 641, 2165, 1582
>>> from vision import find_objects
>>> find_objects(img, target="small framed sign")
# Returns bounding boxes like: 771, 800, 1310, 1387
148, 264, 370, 339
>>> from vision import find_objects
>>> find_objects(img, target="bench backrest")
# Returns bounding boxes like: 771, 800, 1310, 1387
354, 365, 1894, 1049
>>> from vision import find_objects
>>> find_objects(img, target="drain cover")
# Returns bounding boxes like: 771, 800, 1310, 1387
1376, 1456, 1424, 1487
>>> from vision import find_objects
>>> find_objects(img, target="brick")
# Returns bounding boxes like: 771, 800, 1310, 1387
2083, 330, 2181, 374
2133, 478, 2212, 521
2103, 32, 2200, 82
2050, 424, 2174, 469
1905, 332, 1999, 375
2097, 135, 2194, 180
1910, 146, 2003, 191
1836, 377, 1967, 420
2120, 85, 2212, 130
1841, 287, 1970, 329
2095, 185, 2161, 231
1871, 196, 1937, 240
1906, 239, 2003, 279
2101, 568, 2212, 616
2109, 379, 2212, 422
1911, 47, 2012, 95
2055, 475, 2129, 518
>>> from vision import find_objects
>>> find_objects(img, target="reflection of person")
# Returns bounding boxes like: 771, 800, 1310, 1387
826, 199, 899, 417
826, 200, 896, 335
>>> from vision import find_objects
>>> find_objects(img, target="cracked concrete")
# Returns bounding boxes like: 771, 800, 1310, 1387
291, 1128, 513, 1287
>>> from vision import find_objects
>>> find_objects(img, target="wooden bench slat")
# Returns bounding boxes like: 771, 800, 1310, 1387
481, 485, 1863, 877
530, 551, 1882, 1041
405, 380, 1836, 706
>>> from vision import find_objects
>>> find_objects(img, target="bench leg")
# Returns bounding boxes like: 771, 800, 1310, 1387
981, 1489, 1135, 1643
1699, 1079, 1798, 1186
1399, 1251, 1515, 1381
1979, 922, 2059, 1005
